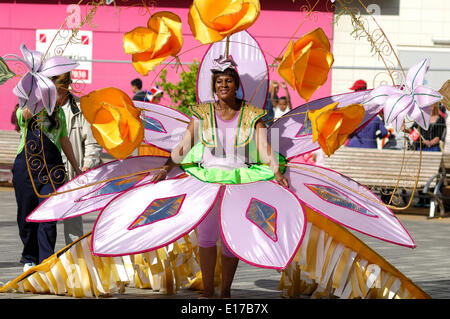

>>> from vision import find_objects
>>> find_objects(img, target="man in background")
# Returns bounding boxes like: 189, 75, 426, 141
59, 75, 102, 244
131, 78, 149, 102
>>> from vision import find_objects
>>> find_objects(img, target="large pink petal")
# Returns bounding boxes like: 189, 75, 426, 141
220, 181, 306, 270
135, 101, 191, 152
27, 156, 181, 222
197, 31, 269, 109
268, 90, 376, 160
91, 176, 221, 256
285, 164, 415, 248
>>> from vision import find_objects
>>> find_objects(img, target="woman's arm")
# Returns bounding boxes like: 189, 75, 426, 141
150, 118, 197, 182
281, 82, 292, 110
81, 120, 102, 171
424, 136, 440, 147
270, 81, 278, 106
254, 120, 289, 187
60, 136, 82, 176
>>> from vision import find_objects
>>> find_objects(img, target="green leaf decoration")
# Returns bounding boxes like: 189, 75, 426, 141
0, 56, 16, 85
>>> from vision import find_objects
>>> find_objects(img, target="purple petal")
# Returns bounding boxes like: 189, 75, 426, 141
13, 72, 41, 106
408, 104, 431, 130
39, 56, 79, 77
406, 58, 429, 91
268, 90, 376, 160
220, 181, 305, 269
383, 93, 414, 126
27, 156, 184, 222
285, 165, 415, 248
412, 85, 443, 108
27, 101, 45, 116
20, 43, 43, 72
92, 176, 221, 257
34, 73, 57, 114
363, 85, 402, 113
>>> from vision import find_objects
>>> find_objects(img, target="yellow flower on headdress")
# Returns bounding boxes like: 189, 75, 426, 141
188, 0, 260, 45
123, 11, 183, 76
80, 87, 144, 159
308, 102, 365, 156
278, 28, 334, 102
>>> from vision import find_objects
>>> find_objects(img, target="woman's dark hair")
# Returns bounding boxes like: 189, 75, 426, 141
211, 67, 240, 93
131, 78, 143, 90
11, 104, 20, 132
45, 107, 60, 131
47, 72, 72, 131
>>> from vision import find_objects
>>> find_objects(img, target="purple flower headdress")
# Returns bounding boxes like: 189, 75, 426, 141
4, 43, 79, 115
210, 55, 238, 72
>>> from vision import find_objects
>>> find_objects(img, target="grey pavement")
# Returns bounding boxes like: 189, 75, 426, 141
0, 186, 449, 299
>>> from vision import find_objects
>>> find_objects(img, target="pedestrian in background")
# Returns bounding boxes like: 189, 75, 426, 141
13, 72, 81, 271
57, 73, 102, 245
131, 78, 150, 102
346, 80, 388, 149
273, 82, 292, 120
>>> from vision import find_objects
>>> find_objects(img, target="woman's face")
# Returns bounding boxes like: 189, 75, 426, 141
214, 74, 237, 101
53, 76, 71, 106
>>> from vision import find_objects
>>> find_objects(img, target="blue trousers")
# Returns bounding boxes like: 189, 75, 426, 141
12, 121, 66, 264
12, 156, 60, 264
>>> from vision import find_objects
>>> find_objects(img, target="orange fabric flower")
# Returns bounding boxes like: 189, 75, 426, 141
278, 28, 334, 102
80, 87, 144, 159
123, 11, 183, 76
308, 102, 365, 156
188, 0, 260, 45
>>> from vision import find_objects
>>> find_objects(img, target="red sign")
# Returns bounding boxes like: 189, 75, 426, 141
39, 33, 47, 43
72, 69, 89, 81
409, 128, 420, 142
81, 35, 89, 45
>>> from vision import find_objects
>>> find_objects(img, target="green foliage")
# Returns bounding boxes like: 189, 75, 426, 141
156, 60, 200, 117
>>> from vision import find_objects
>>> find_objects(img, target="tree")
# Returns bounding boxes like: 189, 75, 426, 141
156, 60, 200, 117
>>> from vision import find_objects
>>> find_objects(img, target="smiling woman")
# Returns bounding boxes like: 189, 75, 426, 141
148, 56, 289, 298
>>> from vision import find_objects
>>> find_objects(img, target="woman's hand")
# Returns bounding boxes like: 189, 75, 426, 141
274, 171, 289, 188
74, 167, 83, 177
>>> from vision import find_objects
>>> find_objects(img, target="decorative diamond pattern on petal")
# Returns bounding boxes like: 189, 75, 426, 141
129, 194, 186, 229
142, 116, 167, 133
245, 198, 278, 241
306, 184, 377, 217
295, 118, 313, 137
77, 174, 148, 202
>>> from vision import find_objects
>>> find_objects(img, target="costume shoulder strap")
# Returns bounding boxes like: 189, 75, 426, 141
235, 102, 267, 148
190, 103, 217, 147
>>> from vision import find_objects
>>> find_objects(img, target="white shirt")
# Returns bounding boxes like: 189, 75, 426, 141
274, 107, 290, 120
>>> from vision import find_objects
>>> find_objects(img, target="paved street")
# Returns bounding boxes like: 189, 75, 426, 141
0, 186, 449, 299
